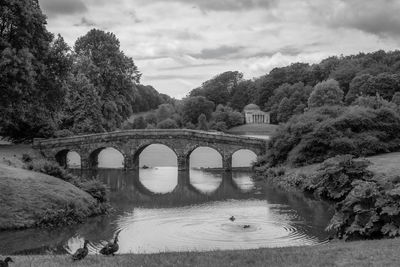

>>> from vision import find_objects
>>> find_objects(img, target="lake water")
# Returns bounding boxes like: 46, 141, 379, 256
0, 142, 334, 255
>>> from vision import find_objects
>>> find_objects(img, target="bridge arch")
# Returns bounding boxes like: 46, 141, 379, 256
88, 146, 126, 169
185, 145, 224, 170
55, 149, 81, 169
133, 142, 178, 169
231, 149, 258, 168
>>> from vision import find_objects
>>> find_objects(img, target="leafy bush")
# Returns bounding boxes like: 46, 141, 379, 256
22, 153, 33, 163
262, 105, 400, 167
301, 155, 400, 240
305, 155, 373, 201
26, 159, 66, 179
76, 179, 109, 203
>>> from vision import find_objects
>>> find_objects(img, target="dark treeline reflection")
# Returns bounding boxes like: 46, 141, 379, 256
0, 169, 334, 255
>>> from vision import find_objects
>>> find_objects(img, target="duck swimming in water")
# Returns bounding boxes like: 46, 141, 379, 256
100, 230, 121, 256
72, 240, 89, 261
0, 257, 13, 267
243, 225, 251, 229
229, 216, 236, 222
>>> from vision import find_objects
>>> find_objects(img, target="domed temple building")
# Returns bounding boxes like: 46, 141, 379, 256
243, 104, 270, 124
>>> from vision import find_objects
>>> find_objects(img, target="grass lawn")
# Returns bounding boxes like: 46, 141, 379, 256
3, 238, 400, 266
228, 124, 278, 136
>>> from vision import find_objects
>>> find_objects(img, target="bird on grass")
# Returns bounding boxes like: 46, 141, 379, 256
72, 240, 90, 261
0, 257, 13, 267
229, 216, 236, 222
100, 230, 122, 256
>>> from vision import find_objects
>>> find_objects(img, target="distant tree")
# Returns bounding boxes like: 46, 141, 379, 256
352, 95, 396, 110
277, 97, 292, 123
180, 96, 215, 124
157, 118, 178, 129
210, 121, 228, 132
132, 116, 147, 129
308, 79, 344, 108
190, 71, 243, 106
345, 74, 372, 104
392, 92, 400, 106
145, 113, 158, 125
329, 61, 361, 95
198, 114, 209, 131
156, 104, 175, 122
230, 80, 255, 111
184, 122, 196, 130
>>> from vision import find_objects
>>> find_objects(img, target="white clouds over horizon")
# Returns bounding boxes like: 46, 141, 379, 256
39, 0, 400, 98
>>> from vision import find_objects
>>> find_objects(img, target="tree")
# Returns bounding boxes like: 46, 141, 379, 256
308, 79, 344, 108
189, 71, 243, 106
277, 97, 292, 122
145, 113, 158, 125
74, 29, 141, 131
156, 104, 175, 122
132, 116, 147, 129
197, 114, 209, 131
180, 96, 215, 124
345, 74, 372, 104
157, 119, 178, 129
63, 73, 105, 134
0, 0, 66, 141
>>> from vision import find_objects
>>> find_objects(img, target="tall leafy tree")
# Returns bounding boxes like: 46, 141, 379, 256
74, 29, 141, 131
180, 96, 215, 124
0, 0, 70, 141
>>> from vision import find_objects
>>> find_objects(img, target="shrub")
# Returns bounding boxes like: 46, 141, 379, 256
305, 155, 373, 201
22, 153, 33, 163
157, 118, 178, 129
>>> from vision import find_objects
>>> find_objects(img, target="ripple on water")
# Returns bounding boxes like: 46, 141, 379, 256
75, 199, 326, 254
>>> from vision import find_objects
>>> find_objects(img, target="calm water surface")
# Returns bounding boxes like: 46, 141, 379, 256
0, 142, 334, 255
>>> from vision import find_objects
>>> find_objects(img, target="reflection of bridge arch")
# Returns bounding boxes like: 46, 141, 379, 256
34, 129, 267, 171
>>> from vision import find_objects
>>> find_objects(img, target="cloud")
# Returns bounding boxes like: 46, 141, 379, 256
74, 17, 97, 27
136, 0, 277, 11
39, 0, 87, 17
191, 45, 243, 59
312, 0, 400, 37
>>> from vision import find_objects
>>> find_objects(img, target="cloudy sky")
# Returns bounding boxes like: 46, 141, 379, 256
38, 0, 400, 98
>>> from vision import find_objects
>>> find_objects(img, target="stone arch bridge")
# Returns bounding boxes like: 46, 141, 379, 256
33, 129, 268, 171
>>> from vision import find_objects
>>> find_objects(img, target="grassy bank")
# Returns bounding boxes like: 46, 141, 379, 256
0, 144, 107, 230
0, 163, 99, 230
2, 238, 400, 266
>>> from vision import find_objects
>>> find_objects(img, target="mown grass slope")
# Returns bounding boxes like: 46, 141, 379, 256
0, 164, 97, 230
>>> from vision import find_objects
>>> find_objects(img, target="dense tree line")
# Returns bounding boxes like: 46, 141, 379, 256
0, 0, 169, 141
187, 50, 400, 124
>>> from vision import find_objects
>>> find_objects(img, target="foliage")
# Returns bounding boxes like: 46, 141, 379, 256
266, 82, 313, 123
190, 71, 243, 106
157, 118, 178, 129
156, 104, 176, 122
197, 114, 209, 131
263, 105, 400, 166
352, 95, 396, 110
0, 0, 69, 141
308, 79, 344, 108
305, 155, 373, 201
180, 96, 215, 124
211, 104, 244, 128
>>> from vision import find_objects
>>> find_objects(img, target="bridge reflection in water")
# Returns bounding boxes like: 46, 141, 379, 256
81, 168, 256, 208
